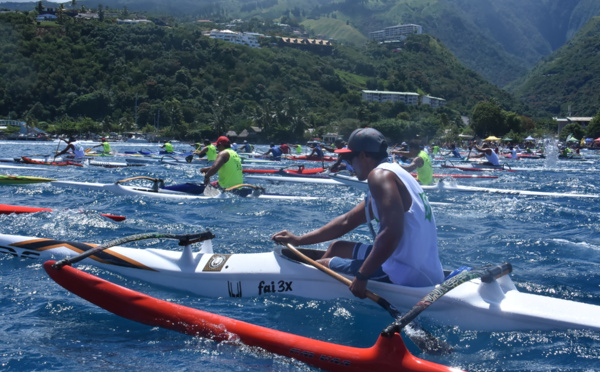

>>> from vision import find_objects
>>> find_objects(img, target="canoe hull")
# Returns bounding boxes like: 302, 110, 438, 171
21, 156, 84, 167
2, 233, 599, 332
0, 175, 55, 184
50, 181, 319, 201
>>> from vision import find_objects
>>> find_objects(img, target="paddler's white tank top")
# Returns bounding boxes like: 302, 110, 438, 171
368, 162, 444, 287
485, 150, 500, 165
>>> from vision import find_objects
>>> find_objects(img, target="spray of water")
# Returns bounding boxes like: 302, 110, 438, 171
543, 137, 558, 168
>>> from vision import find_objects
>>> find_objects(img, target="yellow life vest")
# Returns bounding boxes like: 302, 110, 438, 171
218, 149, 243, 189
102, 142, 111, 154
207, 144, 217, 161
416, 150, 433, 185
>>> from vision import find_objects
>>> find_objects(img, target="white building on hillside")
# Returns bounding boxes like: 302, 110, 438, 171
553, 116, 593, 133
209, 30, 263, 48
362, 91, 446, 107
369, 24, 423, 42
421, 95, 446, 108
362, 90, 420, 105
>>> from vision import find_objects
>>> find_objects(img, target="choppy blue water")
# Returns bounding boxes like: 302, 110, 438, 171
1, 140, 599, 371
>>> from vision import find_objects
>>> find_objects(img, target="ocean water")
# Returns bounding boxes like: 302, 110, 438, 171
0, 140, 599, 372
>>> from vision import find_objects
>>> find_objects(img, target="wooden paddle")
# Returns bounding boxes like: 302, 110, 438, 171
285, 243, 453, 355
55, 137, 64, 155
465, 146, 472, 161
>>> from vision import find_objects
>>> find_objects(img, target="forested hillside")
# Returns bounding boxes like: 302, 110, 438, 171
509, 16, 600, 117
0, 11, 519, 142
25, 0, 599, 88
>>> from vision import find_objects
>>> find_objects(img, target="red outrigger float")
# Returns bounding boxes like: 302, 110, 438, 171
243, 166, 325, 175
0, 203, 126, 221
43, 261, 461, 372
288, 155, 337, 162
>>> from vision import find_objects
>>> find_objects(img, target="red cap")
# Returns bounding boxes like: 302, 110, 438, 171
215, 136, 230, 146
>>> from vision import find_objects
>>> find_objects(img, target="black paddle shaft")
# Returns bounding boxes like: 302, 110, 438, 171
382, 262, 512, 336
52, 231, 215, 269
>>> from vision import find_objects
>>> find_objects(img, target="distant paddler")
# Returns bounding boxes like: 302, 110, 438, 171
322, 137, 346, 153
241, 140, 253, 153
186, 139, 217, 163
328, 138, 355, 174
307, 141, 324, 160
91, 138, 111, 155
263, 143, 283, 160
54, 137, 85, 160
392, 140, 434, 186
472, 143, 500, 166
200, 136, 243, 189
160, 139, 174, 154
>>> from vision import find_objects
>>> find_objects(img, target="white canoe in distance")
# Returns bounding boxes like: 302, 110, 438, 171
328, 174, 600, 198
50, 180, 319, 201
1, 233, 599, 333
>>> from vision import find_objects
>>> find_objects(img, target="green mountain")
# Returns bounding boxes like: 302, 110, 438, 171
0, 11, 516, 141
20, 0, 598, 88
3, 0, 600, 119
509, 16, 600, 117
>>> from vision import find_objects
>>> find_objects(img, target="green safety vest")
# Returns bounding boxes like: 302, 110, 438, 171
218, 149, 243, 189
207, 144, 217, 161
416, 150, 433, 186
102, 142, 111, 154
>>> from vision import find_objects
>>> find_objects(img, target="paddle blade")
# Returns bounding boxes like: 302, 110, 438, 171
374, 296, 453, 356
99, 213, 126, 222
203, 185, 221, 197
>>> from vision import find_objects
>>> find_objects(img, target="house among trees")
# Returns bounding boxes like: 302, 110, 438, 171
76, 13, 99, 20
369, 24, 423, 43
362, 90, 446, 107
207, 30, 263, 48
362, 90, 420, 105
421, 95, 447, 108
36, 14, 57, 21
553, 116, 593, 133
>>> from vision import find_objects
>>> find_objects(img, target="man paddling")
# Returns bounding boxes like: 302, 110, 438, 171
200, 136, 243, 190
160, 140, 174, 154
188, 139, 217, 162
272, 128, 444, 299
264, 143, 283, 160
472, 143, 500, 166
92, 138, 111, 155
55, 137, 85, 160
307, 141, 324, 160
328, 138, 355, 174
392, 140, 434, 186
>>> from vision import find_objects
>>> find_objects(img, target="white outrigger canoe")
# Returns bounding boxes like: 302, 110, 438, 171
51, 180, 319, 201
1, 233, 598, 332
329, 174, 599, 198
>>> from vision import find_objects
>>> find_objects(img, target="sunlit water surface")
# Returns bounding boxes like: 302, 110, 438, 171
1, 141, 599, 371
